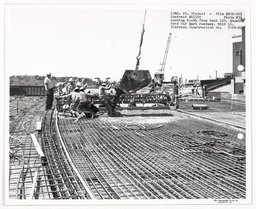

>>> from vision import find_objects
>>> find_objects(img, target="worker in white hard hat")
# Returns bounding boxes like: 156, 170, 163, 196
99, 82, 113, 116
44, 72, 54, 110
65, 77, 76, 94
69, 82, 82, 116
55, 82, 64, 96
81, 78, 88, 90
62, 77, 76, 109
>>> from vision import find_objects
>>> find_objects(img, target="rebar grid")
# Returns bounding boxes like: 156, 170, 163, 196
40, 110, 90, 199
9, 98, 90, 200
9, 97, 246, 200
58, 115, 246, 199
9, 98, 46, 199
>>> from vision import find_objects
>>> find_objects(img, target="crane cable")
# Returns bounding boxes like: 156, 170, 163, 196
134, 10, 147, 74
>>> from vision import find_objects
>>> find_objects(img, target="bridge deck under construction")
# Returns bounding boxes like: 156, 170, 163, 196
8, 97, 246, 200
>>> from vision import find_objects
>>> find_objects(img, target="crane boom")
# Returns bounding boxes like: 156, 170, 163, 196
159, 33, 172, 73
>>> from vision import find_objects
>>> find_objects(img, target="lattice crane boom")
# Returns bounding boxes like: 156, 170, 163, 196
159, 33, 172, 73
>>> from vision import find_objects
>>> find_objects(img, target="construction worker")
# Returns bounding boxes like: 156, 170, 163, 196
63, 78, 76, 108
44, 72, 54, 110
148, 79, 156, 93
99, 82, 113, 116
55, 82, 64, 96
165, 92, 172, 106
65, 78, 76, 94
112, 84, 125, 112
54, 82, 65, 112
195, 84, 200, 96
81, 78, 88, 89
75, 86, 95, 122
173, 80, 179, 109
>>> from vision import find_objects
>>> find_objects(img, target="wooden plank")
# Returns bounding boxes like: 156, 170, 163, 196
31, 134, 48, 166
36, 121, 42, 131
29, 170, 38, 200
31, 134, 45, 157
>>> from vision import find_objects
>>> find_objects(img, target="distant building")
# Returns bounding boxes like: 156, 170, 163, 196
232, 26, 245, 94
200, 26, 245, 100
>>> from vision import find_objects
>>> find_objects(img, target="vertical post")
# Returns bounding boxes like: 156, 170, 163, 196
243, 80, 246, 95
231, 93, 233, 111
230, 77, 235, 111
17, 101, 18, 114
230, 77, 235, 94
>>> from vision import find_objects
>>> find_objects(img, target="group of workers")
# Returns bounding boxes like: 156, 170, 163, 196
44, 72, 180, 121
44, 73, 95, 121
56, 81, 97, 122
44, 72, 123, 121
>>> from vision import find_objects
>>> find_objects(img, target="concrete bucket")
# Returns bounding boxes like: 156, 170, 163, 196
119, 70, 152, 92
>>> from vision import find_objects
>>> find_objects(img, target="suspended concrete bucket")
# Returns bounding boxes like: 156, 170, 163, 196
119, 70, 152, 92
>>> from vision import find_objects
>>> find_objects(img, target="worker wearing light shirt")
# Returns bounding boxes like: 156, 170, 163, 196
75, 86, 95, 122
99, 82, 113, 116
44, 72, 54, 110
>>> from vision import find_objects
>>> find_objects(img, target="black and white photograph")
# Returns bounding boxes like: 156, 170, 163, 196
1, 1, 255, 208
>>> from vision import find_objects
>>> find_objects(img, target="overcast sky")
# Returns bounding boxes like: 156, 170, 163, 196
5, 5, 246, 82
